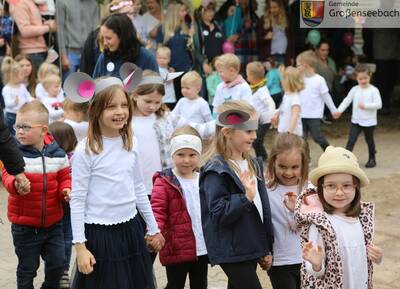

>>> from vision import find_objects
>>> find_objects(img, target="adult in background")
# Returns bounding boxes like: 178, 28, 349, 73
142, 0, 162, 55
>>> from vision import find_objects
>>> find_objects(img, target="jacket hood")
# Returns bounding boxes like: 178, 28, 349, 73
17, 133, 66, 158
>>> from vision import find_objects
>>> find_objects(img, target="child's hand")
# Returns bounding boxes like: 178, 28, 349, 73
14, 173, 31, 195
367, 244, 383, 264
271, 113, 279, 126
240, 170, 256, 202
145, 233, 165, 252
62, 188, 71, 202
259, 254, 273, 270
265, 31, 274, 40
283, 191, 297, 212
302, 241, 325, 272
358, 102, 366, 109
15, 95, 20, 105
76, 244, 96, 274
332, 111, 341, 119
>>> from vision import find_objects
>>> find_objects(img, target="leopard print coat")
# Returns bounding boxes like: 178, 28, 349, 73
294, 188, 375, 289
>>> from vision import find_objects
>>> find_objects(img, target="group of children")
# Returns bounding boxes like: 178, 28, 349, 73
1, 46, 384, 289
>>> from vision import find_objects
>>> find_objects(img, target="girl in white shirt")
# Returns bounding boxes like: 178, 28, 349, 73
333, 64, 382, 168
272, 67, 303, 136
266, 133, 309, 289
69, 75, 164, 289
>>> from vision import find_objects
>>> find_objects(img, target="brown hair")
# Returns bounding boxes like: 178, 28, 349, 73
18, 100, 49, 125
355, 63, 372, 76
267, 132, 309, 190
317, 176, 362, 217
63, 99, 89, 114
15, 54, 37, 98
246, 61, 265, 80
87, 84, 133, 154
49, 121, 78, 153
296, 50, 318, 71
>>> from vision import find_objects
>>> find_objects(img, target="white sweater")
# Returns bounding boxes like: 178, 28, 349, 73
338, 84, 382, 127
249, 86, 276, 124
70, 136, 159, 243
3, 84, 32, 114
212, 81, 252, 114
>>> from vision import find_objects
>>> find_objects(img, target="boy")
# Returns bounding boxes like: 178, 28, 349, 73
2, 101, 71, 289
212, 53, 252, 115
156, 46, 177, 110
173, 71, 212, 123
297, 50, 338, 151
246, 61, 276, 161
63, 99, 88, 142
41, 74, 64, 123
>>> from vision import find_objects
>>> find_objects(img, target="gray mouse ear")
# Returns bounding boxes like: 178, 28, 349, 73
217, 109, 250, 126
63, 72, 96, 103
119, 62, 143, 92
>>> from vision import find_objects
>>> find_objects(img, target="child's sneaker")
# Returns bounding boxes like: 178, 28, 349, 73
59, 270, 70, 289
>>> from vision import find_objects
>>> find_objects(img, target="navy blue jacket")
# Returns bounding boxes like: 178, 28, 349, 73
199, 155, 274, 265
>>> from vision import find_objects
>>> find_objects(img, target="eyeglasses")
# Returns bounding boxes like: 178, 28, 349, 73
14, 124, 44, 132
322, 183, 356, 194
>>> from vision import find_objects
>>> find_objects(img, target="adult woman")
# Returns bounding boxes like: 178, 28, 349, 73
315, 40, 337, 94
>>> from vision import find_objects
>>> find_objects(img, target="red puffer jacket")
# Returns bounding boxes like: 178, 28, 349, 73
2, 134, 71, 228
151, 168, 197, 265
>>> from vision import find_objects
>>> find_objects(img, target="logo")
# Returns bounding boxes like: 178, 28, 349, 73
301, 0, 325, 27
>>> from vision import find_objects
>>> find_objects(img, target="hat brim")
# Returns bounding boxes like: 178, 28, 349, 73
120, 62, 143, 92
309, 164, 370, 187
218, 109, 250, 126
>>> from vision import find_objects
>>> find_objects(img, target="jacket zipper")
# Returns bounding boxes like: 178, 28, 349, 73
40, 149, 47, 227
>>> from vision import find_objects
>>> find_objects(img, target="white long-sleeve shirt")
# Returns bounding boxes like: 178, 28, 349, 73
299, 74, 337, 119
41, 96, 64, 123
70, 136, 159, 243
212, 81, 252, 114
338, 84, 382, 127
249, 86, 276, 124
3, 84, 32, 114
173, 97, 212, 124
35, 83, 65, 102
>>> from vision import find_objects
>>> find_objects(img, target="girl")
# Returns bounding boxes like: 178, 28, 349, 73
333, 64, 382, 168
265, 56, 283, 107
266, 133, 309, 289
1, 57, 32, 134
35, 62, 64, 101
15, 54, 37, 98
200, 100, 274, 289
295, 146, 383, 289
93, 13, 158, 78
48, 121, 77, 289
272, 66, 304, 136
68, 74, 164, 289
151, 126, 208, 289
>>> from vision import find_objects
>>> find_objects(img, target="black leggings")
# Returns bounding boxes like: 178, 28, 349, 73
220, 260, 262, 289
165, 255, 208, 289
346, 124, 376, 157
268, 264, 301, 289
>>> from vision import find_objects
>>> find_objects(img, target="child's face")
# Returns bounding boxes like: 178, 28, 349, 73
15, 112, 47, 150
99, 89, 129, 137
18, 59, 32, 79
322, 173, 356, 214
172, 148, 199, 177
217, 66, 239, 83
224, 128, 257, 156
156, 52, 170, 68
274, 149, 302, 186
356, 72, 371, 88
101, 25, 120, 52
45, 83, 60, 98
134, 91, 163, 116
181, 82, 200, 100
246, 71, 259, 85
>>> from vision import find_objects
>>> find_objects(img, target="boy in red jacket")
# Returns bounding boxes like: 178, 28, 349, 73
2, 101, 71, 289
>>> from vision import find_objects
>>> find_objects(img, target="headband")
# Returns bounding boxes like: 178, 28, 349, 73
216, 109, 259, 131
138, 71, 184, 87
110, 1, 132, 11
170, 135, 202, 157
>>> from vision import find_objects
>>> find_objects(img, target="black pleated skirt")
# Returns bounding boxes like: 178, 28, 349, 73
71, 216, 155, 289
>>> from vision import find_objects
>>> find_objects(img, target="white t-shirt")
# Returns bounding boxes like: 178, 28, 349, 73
159, 67, 176, 104
268, 184, 302, 266
175, 172, 207, 256
41, 96, 64, 123
338, 84, 382, 127
173, 97, 212, 124
2, 84, 32, 114
35, 83, 65, 102
212, 81, 252, 114
299, 74, 337, 119
64, 119, 88, 142
306, 213, 368, 289
249, 86, 276, 124
278, 93, 302, 136
132, 114, 162, 195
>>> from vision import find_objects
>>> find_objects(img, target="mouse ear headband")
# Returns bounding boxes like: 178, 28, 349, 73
137, 71, 184, 86
216, 109, 258, 131
64, 63, 143, 103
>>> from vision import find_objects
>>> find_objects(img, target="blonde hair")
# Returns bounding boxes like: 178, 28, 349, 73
37, 63, 60, 83
246, 61, 265, 80
1, 57, 21, 85
162, 2, 189, 44
281, 66, 304, 93
157, 46, 171, 58
263, 0, 287, 30
202, 100, 259, 177
18, 100, 49, 125
181, 71, 202, 88
215, 53, 241, 72
172, 125, 201, 139
267, 132, 309, 191
296, 50, 318, 70
42, 74, 61, 89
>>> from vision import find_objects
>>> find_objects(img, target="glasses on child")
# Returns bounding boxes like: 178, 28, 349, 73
14, 124, 44, 132
322, 183, 356, 194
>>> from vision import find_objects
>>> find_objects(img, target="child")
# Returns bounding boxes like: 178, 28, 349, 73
265, 56, 283, 107
15, 54, 37, 98
266, 133, 309, 289
295, 146, 383, 289
151, 126, 208, 289
49, 121, 78, 289
205, 56, 222, 106
272, 67, 304, 137
212, 53, 252, 115
36, 62, 65, 101
2, 101, 71, 289
41, 74, 64, 123
333, 64, 382, 168
1, 57, 32, 134
173, 71, 212, 124
67, 74, 164, 289
246, 61, 276, 161
297, 50, 338, 150
200, 100, 274, 289
156, 46, 177, 110
63, 99, 89, 142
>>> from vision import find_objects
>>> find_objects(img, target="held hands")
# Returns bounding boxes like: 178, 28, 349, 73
76, 244, 96, 274
14, 173, 31, 195
44, 20, 57, 32
239, 170, 256, 202
145, 233, 165, 252
332, 111, 342, 120
271, 113, 279, 126
258, 254, 273, 271
367, 244, 383, 264
62, 188, 71, 202
283, 192, 297, 213
302, 241, 325, 272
